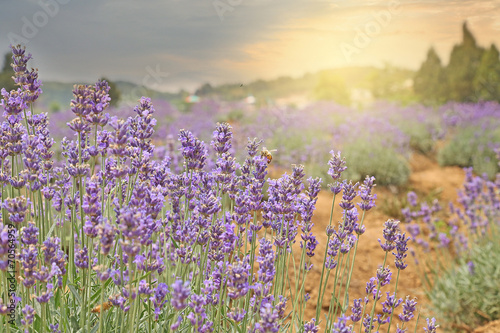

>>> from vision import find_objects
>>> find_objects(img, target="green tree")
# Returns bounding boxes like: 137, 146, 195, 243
414, 47, 447, 104
0, 52, 16, 92
445, 22, 484, 102
313, 71, 351, 105
100, 77, 121, 107
195, 83, 214, 96
473, 44, 500, 101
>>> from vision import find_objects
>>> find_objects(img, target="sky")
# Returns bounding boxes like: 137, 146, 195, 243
1, 0, 500, 92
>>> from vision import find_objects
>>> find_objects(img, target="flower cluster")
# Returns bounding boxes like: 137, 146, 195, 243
0, 46, 433, 333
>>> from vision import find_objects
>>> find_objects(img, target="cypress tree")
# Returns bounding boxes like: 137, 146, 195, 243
473, 44, 500, 101
414, 47, 446, 104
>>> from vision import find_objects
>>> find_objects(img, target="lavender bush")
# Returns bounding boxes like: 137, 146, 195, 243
402, 150, 500, 331
438, 102, 500, 179
0, 45, 434, 333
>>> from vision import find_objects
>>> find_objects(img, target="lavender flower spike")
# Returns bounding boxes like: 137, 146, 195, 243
328, 150, 347, 180
423, 318, 439, 333
378, 219, 400, 252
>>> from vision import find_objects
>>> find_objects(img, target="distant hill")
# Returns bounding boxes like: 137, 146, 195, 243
34, 65, 415, 110
195, 66, 416, 106
36, 80, 185, 110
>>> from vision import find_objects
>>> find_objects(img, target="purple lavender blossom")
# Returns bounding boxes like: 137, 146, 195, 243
49, 323, 62, 333
423, 317, 439, 333
379, 219, 400, 252
363, 314, 375, 333
393, 233, 410, 270
328, 150, 347, 180
178, 129, 208, 171
211, 122, 233, 155
365, 277, 377, 295
75, 246, 89, 269
325, 236, 341, 269
358, 176, 377, 211
350, 298, 363, 322
381, 292, 403, 317
467, 261, 475, 275
376, 266, 392, 287
228, 308, 246, 322
407, 191, 418, 207
331, 315, 350, 333
10, 45, 32, 81
227, 257, 251, 299
3, 196, 29, 224
398, 296, 417, 322
0, 223, 17, 271
255, 301, 280, 333
339, 180, 358, 210
1, 88, 28, 117
438, 232, 451, 248
171, 280, 190, 310
150, 283, 169, 320
21, 304, 36, 330
303, 318, 319, 333
257, 238, 276, 284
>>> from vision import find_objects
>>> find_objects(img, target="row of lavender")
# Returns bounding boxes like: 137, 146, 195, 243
401, 155, 500, 330
48, 92, 500, 187
0, 46, 439, 332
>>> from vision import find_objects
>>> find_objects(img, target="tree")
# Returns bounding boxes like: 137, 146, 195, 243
473, 44, 500, 101
0, 52, 16, 92
195, 83, 214, 96
414, 47, 447, 104
313, 71, 351, 106
100, 77, 121, 107
445, 22, 484, 102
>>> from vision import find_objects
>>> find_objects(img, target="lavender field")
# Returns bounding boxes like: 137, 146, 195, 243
0, 44, 499, 333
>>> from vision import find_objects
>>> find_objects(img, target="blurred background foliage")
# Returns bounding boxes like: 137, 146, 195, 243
1, 21, 500, 186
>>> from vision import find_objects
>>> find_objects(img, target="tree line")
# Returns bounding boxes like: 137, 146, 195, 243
414, 22, 500, 104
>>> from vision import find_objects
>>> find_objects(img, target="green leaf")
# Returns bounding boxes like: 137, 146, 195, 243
91, 322, 99, 333
45, 219, 58, 238
68, 284, 82, 306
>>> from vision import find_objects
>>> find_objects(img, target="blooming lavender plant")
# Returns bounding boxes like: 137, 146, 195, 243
0, 46, 433, 333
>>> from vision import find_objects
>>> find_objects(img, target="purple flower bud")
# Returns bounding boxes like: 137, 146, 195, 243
303, 318, 319, 333
328, 150, 347, 180
21, 304, 35, 328
1, 88, 28, 117
381, 292, 403, 316
407, 191, 418, 207
227, 257, 251, 300
376, 266, 392, 287
178, 129, 208, 171
398, 296, 417, 322
3, 196, 29, 224
350, 298, 363, 322
393, 233, 409, 270
211, 122, 233, 155
423, 317, 439, 333
438, 232, 450, 248
358, 176, 376, 211
171, 280, 190, 310
379, 219, 400, 252
228, 308, 246, 322
75, 246, 89, 269
467, 261, 475, 275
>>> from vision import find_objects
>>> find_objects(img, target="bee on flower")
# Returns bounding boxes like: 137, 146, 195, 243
261, 147, 277, 164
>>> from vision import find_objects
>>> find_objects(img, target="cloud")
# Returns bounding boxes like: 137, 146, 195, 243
1, 0, 500, 91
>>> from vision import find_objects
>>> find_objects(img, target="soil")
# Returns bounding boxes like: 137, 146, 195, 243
292, 152, 474, 331
473, 320, 500, 333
